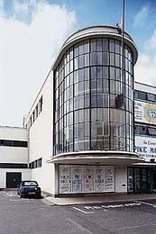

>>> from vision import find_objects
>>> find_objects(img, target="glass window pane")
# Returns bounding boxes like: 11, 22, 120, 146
97, 67, 103, 78
79, 55, 85, 68
97, 52, 103, 65
90, 52, 96, 65
84, 54, 89, 66
91, 39, 96, 52
97, 39, 103, 51
110, 53, 115, 66
103, 52, 109, 65
84, 41, 89, 53
110, 39, 115, 52
74, 45, 79, 57
74, 57, 78, 70
84, 68, 89, 80
103, 39, 109, 51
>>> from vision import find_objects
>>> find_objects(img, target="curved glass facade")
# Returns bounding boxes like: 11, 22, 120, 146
53, 34, 136, 155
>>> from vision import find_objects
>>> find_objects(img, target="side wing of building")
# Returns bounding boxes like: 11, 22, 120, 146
0, 126, 30, 188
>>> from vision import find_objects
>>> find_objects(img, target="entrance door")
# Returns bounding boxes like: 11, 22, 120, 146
128, 168, 156, 193
6, 172, 22, 188
134, 168, 147, 193
127, 168, 134, 193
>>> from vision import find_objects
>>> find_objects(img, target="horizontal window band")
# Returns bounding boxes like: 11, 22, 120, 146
0, 139, 27, 148
0, 163, 28, 168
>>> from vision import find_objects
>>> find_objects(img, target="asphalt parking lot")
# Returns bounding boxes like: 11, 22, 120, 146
1, 190, 156, 234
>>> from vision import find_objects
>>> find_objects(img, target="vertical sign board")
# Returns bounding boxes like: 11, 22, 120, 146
59, 165, 114, 194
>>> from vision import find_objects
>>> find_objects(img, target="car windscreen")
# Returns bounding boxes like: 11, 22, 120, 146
23, 181, 38, 186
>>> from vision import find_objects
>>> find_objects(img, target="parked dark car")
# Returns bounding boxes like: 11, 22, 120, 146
17, 180, 41, 198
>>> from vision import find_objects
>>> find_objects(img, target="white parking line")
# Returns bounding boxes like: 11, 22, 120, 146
10, 199, 22, 202
140, 201, 156, 208
84, 202, 141, 211
73, 207, 94, 214
73, 201, 156, 215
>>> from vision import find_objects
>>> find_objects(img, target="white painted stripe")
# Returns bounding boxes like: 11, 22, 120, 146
140, 201, 156, 207
92, 206, 101, 209
73, 207, 94, 214
84, 202, 141, 210
10, 199, 35, 202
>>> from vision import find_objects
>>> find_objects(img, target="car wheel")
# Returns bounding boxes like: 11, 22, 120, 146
20, 193, 24, 198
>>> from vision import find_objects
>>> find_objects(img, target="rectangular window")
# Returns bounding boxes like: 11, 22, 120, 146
0, 139, 27, 147
96, 39, 103, 51
103, 39, 109, 51
91, 39, 96, 52
37, 158, 42, 167
110, 39, 115, 52
36, 104, 38, 118
138, 91, 146, 101
32, 111, 35, 122
0, 163, 28, 168
74, 45, 79, 57
103, 52, 109, 65
39, 96, 43, 113
115, 93, 124, 108
147, 93, 155, 102
148, 127, 156, 136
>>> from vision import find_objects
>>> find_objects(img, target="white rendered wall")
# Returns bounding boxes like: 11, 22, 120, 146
0, 148, 28, 163
26, 71, 55, 194
115, 166, 127, 193
0, 126, 28, 140
0, 169, 31, 188
134, 81, 156, 95
0, 126, 28, 164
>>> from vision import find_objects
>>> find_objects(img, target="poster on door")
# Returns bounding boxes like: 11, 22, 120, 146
84, 167, 94, 193
71, 166, 82, 193
59, 165, 71, 193
94, 166, 105, 192
105, 166, 114, 192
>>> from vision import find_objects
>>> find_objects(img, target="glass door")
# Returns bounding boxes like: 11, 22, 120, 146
134, 168, 147, 193
140, 169, 147, 193
128, 168, 156, 193
127, 168, 134, 193
134, 168, 140, 193
153, 170, 156, 192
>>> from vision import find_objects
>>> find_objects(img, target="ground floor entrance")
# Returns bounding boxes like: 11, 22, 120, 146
127, 167, 156, 193
6, 172, 21, 188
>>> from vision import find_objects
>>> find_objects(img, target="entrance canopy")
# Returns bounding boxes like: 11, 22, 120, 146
48, 151, 143, 166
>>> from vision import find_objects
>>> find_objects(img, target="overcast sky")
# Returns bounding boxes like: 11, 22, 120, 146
1, 0, 156, 127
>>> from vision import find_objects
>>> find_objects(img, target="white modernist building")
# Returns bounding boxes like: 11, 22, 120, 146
1, 25, 156, 196
24, 25, 143, 196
